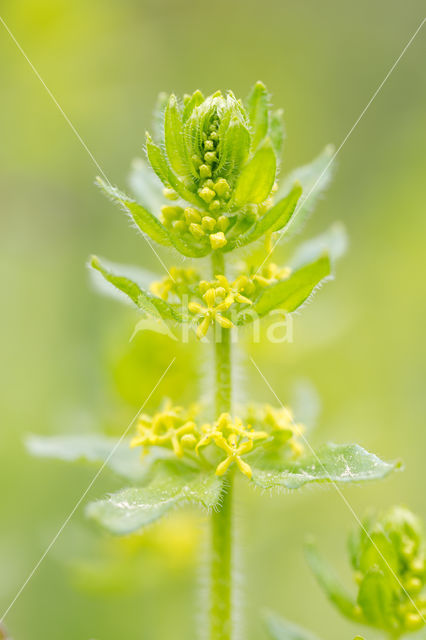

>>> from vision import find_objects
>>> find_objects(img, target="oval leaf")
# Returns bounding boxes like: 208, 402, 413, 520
26, 433, 170, 483
233, 139, 277, 207
237, 255, 331, 323
90, 256, 184, 322
246, 81, 270, 150
86, 461, 224, 535
226, 183, 302, 251
251, 443, 399, 491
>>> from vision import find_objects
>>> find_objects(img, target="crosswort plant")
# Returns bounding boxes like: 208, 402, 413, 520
30, 83, 405, 640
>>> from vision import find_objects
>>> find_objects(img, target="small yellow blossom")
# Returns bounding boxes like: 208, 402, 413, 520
188, 293, 234, 339
130, 401, 200, 458
215, 434, 254, 479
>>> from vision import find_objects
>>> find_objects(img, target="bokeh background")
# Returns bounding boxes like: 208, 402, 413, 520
1, 1, 425, 638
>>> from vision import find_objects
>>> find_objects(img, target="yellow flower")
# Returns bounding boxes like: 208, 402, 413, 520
130, 401, 200, 458
188, 290, 234, 339
215, 433, 254, 479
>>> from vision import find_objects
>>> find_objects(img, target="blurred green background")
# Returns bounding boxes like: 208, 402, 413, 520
1, 0, 425, 638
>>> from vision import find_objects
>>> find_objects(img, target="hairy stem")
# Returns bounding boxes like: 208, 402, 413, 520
209, 250, 234, 640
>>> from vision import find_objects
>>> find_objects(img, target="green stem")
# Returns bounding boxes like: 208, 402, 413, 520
209, 250, 234, 640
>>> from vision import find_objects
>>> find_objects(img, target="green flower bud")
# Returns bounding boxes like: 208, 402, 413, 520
199, 164, 212, 179
145, 84, 279, 215
184, 207, 201, 224
189, 223, 205, 239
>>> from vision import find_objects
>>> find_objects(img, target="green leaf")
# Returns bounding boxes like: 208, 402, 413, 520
270, 109, 285, 157
215, 116, 251, 184
86, 461, 224, 535
145, 134, 201, 206
246, 81, 270, 150
358, 569, 396, 629
290, 223, 348, 270
166, 228, 211, 258
183, 89, 204, 121
96, 177, 171, 247
90, 256, 184, 323
305, 542, 361, 623
238, 255, 331, 323
264, 612, 321, 640
225, 184, 302, 251
250, 443, 399, 491
233, 139, 277, 207
26, 434, 168, 483
164, 95, 190, 178
277, 145, 335, 232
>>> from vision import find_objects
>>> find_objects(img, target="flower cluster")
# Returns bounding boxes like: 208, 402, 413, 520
131, 401, 305, 479
149, 262, 292, 339
138, 84, 285, 255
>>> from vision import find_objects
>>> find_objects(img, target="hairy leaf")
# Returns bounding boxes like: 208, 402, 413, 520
233, 139, 277, 207
225, 184, 301, 252
246, 81, 269, 150
97, 177, 171, 246
305, 542, 361, 622
238, 255, 331, 323
90, 256, 184, 322
86, 461, 224, 535
264, 612, 321, 640
26, 434, 169, 483
164, 95, 190, 178
146, 134, 201, 206
215, 116, 251, 185
251, 443, 399, 490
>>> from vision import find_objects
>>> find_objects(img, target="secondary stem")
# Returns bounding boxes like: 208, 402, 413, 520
209, 250, 234, 640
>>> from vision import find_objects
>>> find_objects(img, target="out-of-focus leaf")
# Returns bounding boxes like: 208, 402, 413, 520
233, 139, 277, 207
277, 145, 335, 232
86, 461, 224, 535
225, 184, 302, 251
96, 177, 171, 247
358, 568, 396, 629
246, 81, 269, 150
264, 612, 321, 640
26, 434, 171, 483
164, 95, 190, 178
90, 256, 184, 322
270, 109, 285, 157
290, 223, 348, 269
128, 158, 165, 213
251, 443, 399, 491
238, 255, 331, 323
305, 541, 361, 622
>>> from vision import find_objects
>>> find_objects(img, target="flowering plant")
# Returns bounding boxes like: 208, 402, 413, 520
30, 83, 399, 639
